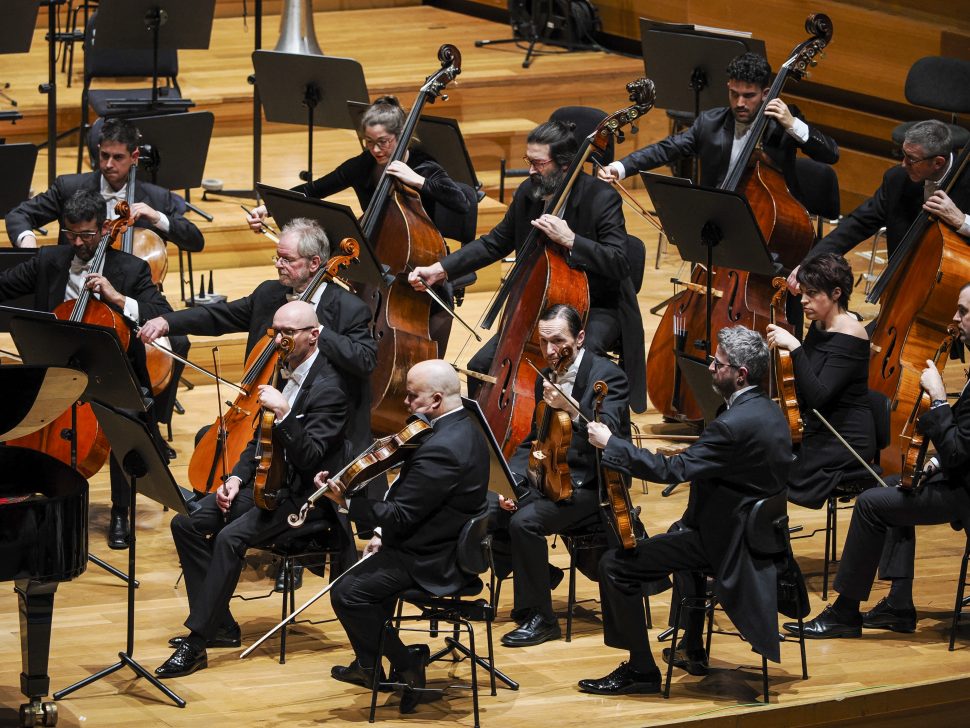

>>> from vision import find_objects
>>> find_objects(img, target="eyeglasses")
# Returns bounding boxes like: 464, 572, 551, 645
63, 230, 100, 242
523, 156, 555, 170
272, 255, 305, 267
268, 326, 316, 338
901, 152, 937, 166
709, 356, 738, 372
363, 136, 395, 150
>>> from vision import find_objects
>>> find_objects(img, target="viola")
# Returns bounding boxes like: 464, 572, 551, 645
8, 208, 133, 477
593, 379, 637, 550
359, 45, 460, 437
252, 333, 293, 511
769, 277, 803, 443
477, 78, 655, 457
647, 14, 833, 424
527, 346, 575, 503
187, 239, 361, 494
287, 416, 433, 527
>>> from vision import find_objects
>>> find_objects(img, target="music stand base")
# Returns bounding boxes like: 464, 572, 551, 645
87, 554, 138, 587
53, 652, 185, 707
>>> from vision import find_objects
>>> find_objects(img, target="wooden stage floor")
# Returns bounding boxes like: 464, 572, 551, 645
1, 5, 969, 727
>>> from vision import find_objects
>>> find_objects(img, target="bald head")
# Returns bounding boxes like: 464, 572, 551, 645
274, 300, 320, 329
405, 359, 463, 417
271, 300, 321, 368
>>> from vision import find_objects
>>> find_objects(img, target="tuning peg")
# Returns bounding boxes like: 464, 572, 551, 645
441, 93, 449, 101
631, 124, 639, 135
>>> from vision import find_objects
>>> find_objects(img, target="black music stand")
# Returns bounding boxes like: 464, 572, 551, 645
642, 172, 776, 358
257, 183, 385, 289
0, 143, 37, 218
253, 51, 368, 185
0, 256, 37, 311
640, 19, 764, 182
475, 0, 598, 69
8, 316, 189, 709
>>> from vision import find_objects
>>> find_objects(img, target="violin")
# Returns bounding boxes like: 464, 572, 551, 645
288, 416, 433, 527
593, 380, 637, 550
477, 78, 655, 457
187, 238, 361, 494
899, 325, 960, 490
252, 332, 293, 511
360, 45, 460, 437
8, 208, 133, 477
527, 345, 575, 503
647, 14, 832, 423
769, 277, 802, 443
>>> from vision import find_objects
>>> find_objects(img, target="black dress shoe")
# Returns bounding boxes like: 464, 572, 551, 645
578, 662, 662, 695
169, 624, 241, 649
331, 659, 388, 690
662, 646, 709, 676
501, 613, 561, 647
393, 644, 430, 714
862, 597, 917, 633
275, 564, 304, 593
783, 605, 862, 639
154, 642, 207, 678
108, 511, 130, 550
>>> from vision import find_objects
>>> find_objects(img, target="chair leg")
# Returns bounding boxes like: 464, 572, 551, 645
761, 654, 769, 703
369, 617, 392, 724
950, 543, 970, 650
485, 611, 497, 696
664, 600, 683, 699
566, 545, 578, 642
279, 557, 290, 665
465, 620, 481, 728
705, 598, 715, 657
644, 593, 652, 630
823, 497, 834, 601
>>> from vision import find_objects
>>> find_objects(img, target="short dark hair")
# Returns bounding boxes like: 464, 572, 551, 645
540, 303, 583, 337
527, 120, 578, 168
726, 53, 772, 88
796, 253, 854, 309
64, 189, 106, 227
99, 118, 140, 152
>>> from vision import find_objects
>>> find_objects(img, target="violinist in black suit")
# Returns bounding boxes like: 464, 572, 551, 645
0, 189, 172, 548
578, 326, 792, 696
409, 121, 647, 411
154, 301, 352, 679
790, 119, 970, 291
6, 118, 204, 253
785, 283, 970, 640
322, 360, 489, 714
494, 304, 631, 648
599, 52, 838, 207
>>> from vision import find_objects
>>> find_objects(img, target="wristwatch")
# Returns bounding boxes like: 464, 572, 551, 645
930, 398, 948, 409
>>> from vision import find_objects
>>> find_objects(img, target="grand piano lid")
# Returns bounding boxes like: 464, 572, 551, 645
0, 365, 88, 441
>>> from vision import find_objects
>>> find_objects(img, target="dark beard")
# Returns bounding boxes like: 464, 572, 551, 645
530, 168, 565, 200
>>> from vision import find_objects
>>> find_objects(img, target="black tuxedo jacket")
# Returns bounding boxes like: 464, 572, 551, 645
5, 171, 204, 253
806, 162, 970, 264
601, 387, 793, 661
510, 351, 630, 490
349, 408, 490, 596
918, 381, 970, 493
619, 105, 839, 205
162, 280, 377, 452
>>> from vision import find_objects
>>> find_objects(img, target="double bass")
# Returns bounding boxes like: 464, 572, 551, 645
360, 44, 461, 436
647, 14, 833, 423
477, 78, 656, 457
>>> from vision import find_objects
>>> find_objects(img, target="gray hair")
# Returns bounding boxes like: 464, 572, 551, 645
280, 217, 330, 261
904, 120, 952, 158
717, 326, 769, 386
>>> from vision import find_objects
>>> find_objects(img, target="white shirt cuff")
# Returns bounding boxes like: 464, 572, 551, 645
17, 230, 36, 245
122, 297, 139, 323
609, 161, 626, 180
155, 213, 171, 234
957, 214, 970, 239
787, 117, 810, 143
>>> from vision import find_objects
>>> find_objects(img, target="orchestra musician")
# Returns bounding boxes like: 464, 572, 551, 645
154, 300, 353, 679
598, 52, 839, 207
789, 119, 970, 291
767, 253, 874, 509
0, 189, 173, 549
493, 304, 632, 648
784, 284, 970, 640
246, 96, 471, 354
578, 327, 792, 695
320, 359, 489, 714
409, 121, 645, 405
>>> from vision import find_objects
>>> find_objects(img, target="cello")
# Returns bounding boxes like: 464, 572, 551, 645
647, 14, 833, 423
866, 143, 970, 476
477, 78, 656, 457
360, 44, 461, 436
186, 238, 361, 494
7, 209, 133, 477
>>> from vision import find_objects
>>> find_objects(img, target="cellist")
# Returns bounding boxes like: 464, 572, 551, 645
0, 189, 172, 549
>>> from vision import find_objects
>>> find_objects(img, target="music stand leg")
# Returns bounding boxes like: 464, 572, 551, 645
87, 554, 138, 587
54, 470, 186, 708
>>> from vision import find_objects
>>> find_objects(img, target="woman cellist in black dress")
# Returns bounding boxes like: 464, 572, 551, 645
767, 253, 875, 508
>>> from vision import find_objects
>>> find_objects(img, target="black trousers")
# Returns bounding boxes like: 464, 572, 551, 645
833, 478, 970, 601
331, 548, 418, 670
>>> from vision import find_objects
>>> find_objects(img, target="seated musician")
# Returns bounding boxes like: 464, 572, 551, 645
767, 253, 874, 509
0, 189, 173, 550
579, 326, 792, 696
597, 52, 839, 207
785, 284, 970, 640
409, 121, 645, 408
320, 360, 489, 715
492, 304, 632, 648
246, 95, 470, 354
154, 300, 354, 678
789, 119, 970, 291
